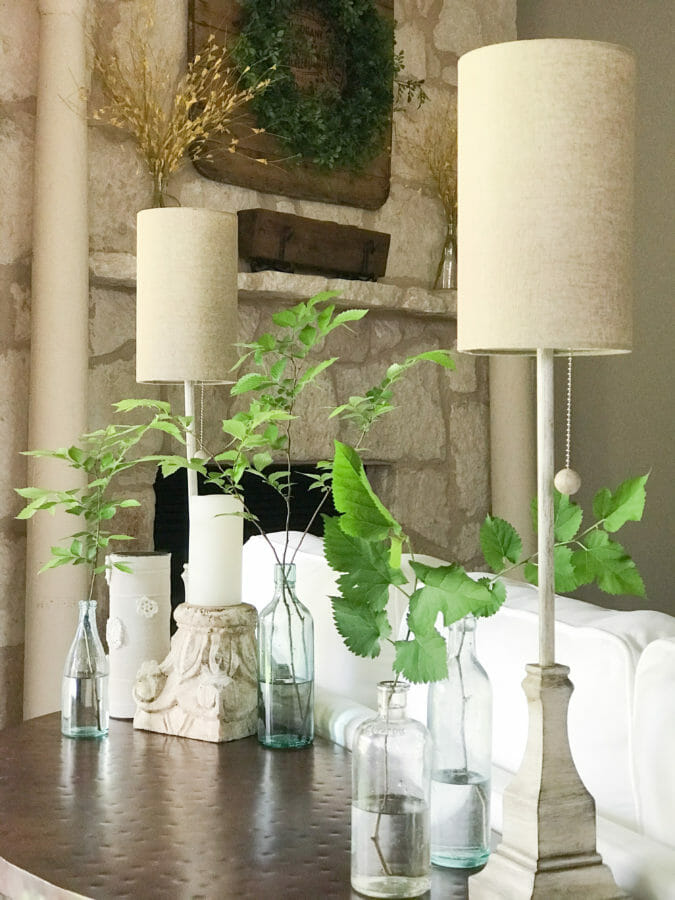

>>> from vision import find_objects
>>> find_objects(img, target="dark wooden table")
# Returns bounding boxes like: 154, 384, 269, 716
0, 715, 474, 899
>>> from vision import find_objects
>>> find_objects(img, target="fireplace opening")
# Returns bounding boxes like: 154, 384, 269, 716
153, 464, 338, 622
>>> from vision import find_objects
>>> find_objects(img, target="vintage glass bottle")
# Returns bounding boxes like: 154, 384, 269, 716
351, 681, 432, 898
427, 614, 492, 868
257, 563, 314, 749
61, 600, 110, 739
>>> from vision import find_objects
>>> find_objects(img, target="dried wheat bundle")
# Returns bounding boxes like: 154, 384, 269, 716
91, 10, 272, 206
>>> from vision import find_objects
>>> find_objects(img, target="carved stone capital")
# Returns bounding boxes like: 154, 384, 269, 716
133, 602, 258, 743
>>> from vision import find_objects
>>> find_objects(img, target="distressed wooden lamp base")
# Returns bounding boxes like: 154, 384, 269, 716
469, 664, 625, 899
132, 602, 258, 743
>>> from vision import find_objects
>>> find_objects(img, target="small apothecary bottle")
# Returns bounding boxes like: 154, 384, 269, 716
351, 681, 432, 898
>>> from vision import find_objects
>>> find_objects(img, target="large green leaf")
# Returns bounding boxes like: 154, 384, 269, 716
554, 493, 583, 542
531, 491, 583, 542
408, 562, 494, 631
524, 545, 580, 593
480, 516, 522, 572
323, 516, 405, 613
593, 474, 649, 533
331, 598, 391, 658
331, 441, 401, 541
472, 577, 507, 618
393, 630, 448, 683
572, 530, 645, 597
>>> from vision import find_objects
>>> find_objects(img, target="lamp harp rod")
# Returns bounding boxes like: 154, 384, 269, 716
184, 379, 198, 499
536, 348, 556, 667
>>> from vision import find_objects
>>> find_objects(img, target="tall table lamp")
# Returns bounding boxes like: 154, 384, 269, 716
132, 207, 258, 742
457, 40, 634, 897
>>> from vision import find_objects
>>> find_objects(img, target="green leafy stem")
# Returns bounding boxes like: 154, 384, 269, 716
324, 440, 649, 685
16, 400, 188, 601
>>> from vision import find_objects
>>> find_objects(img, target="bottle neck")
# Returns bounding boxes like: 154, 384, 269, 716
274, 563, 296, 590
448, 614, 476, 659
377, 680, 409, 720
78, 599, 97, 619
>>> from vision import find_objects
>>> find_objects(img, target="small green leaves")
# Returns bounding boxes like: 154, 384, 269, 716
593, 473, 649, 533
480, 516, 522, 573
394, 630, 448, 683
16, 400, 190, 587
330, 349, 455, 435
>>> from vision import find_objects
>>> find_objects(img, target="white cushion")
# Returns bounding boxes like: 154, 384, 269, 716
633, 636, 675, 848
472, 577, 675, 831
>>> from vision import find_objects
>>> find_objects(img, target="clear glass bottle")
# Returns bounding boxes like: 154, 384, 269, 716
428, 614, 492, 868
257, 563, 314, 749
61, 600, 109, 739
351, 681, 432, 898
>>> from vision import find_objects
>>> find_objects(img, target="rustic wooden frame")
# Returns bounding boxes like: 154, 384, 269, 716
188, 0, 393, 209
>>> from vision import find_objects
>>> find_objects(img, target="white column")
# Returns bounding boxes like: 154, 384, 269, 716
25, 0, 90, 719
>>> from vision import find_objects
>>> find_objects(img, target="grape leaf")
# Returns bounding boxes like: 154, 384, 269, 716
331, 441, 401, 541
593, 474, 649, 533
331, 598, 391, 658
572, 530, 645, 597
323, 516, 405, 614
393, 630, 448, 683
408, 561, 494, 632
531, 491, 583, 542
472, 577, 507, 617
523, 545, 580, 593
480, 516, 522, 572
553, 493, 583, 542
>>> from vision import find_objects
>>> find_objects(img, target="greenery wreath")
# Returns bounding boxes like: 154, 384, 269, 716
234, 0, 395, 171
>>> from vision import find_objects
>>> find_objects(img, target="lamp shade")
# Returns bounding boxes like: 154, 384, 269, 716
136, 207, 238, 382
457, 40, 635, 355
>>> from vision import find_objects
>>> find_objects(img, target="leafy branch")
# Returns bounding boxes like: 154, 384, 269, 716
16, 400, 185, 601
147, 292, 454, 574
324, 441, 501, 684
488, 473, 649, 598
325, 442, 649, 685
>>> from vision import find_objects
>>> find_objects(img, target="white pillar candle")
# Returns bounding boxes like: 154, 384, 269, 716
187, 495, 243, 607
106, 552, 171, 718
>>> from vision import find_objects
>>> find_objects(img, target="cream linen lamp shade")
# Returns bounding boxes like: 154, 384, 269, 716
136, 207, 238, 383
457, 39, 635, 355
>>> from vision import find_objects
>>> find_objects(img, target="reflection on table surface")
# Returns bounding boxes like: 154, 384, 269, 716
0, 715, 489, 899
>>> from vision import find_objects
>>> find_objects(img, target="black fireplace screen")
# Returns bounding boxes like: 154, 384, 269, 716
153, 465, 337, 618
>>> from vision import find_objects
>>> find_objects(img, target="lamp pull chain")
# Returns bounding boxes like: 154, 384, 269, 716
554, 352, 581, 495
194, 382, 209, 461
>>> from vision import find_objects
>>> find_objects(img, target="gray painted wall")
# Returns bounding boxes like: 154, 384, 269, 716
517, 1, 674, 613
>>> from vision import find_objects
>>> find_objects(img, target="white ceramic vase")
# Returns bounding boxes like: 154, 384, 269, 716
106, 551, 171, 718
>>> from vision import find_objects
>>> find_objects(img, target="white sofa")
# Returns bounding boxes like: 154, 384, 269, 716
242, 532, 675, 899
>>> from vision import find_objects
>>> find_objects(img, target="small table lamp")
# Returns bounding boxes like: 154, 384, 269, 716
133, 207, 258, 742
458, 40, 634, 897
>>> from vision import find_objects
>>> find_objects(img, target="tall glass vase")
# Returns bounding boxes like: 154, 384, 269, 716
257, 563, 314, 749
351, 681, 432, 899
427, 614, 491, 868
62, 600, 109, 739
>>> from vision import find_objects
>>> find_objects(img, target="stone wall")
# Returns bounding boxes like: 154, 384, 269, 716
0, 0, 515, 728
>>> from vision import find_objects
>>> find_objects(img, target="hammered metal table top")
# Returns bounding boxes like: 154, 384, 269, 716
0, 715, 471, 899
